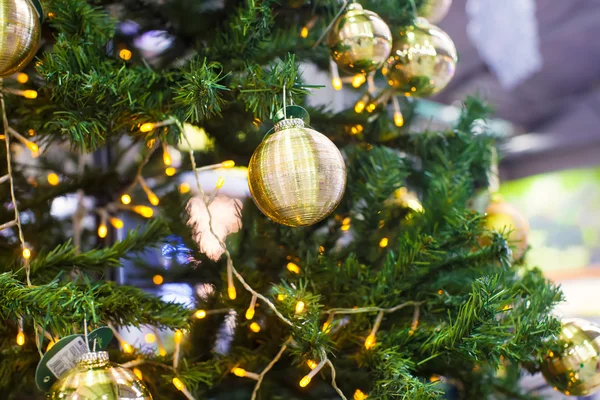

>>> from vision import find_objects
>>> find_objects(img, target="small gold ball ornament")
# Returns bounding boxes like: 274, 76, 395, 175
541, 319, 600, 396
484, 196, 529, 260
47, 351, 153, 400
383, 18, 457, 97
328, 3, 393, 74
248, 118, 346, 227
420, 0, 453, 24
0, 0, 41, 77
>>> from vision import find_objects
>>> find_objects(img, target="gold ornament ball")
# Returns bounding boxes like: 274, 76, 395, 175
248, 118, 346, 227
420, 0, 453, 24
383, 18, 457, 97
328, 3, 393, 74
0, 0, 41, 77
47, 351, 153, 400
541, 319, 600, 396
484, 197, 529, 260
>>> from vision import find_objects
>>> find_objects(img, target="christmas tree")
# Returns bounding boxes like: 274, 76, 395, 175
0, 0, 569, 399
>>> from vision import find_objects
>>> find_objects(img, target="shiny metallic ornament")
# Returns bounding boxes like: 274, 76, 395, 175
47, 351, 153, 400
420, 0, 453, 24
484, 196, 529, 260
541, 319, 600, 396
0, 0, 41, 77
328, 3, 392, 74
383, 18, 457, 97
248, 118, 346, 227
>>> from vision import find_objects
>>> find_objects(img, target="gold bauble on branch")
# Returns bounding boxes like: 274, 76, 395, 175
248, 118, 346, 227
484, 196, 529, 260
328, 3, 392, 74
47, 351, 153, 400
0, 0, 41, 77
420, 0, 453, 24
541, 319, 600, 396
382, 18, 457, 97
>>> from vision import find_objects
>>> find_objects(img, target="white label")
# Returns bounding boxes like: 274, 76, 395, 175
46, 337, 89, 378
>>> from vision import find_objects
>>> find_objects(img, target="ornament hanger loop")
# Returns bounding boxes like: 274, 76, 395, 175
313, 0, 350, 49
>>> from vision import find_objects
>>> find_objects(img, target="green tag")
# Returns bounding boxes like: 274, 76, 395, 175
27, 0, 45, 23
273, 105, 311, 125
35, 327, 114, 391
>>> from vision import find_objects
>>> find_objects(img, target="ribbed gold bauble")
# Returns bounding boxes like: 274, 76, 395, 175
541, 319, 600, 396
382, 18, 457, 97
248, 118, 346, 227
0, 0, 41, 77
420, 0, 453, 24
47, 352, 153, 400
328, 3, 392, 74
484, 196, 529, 260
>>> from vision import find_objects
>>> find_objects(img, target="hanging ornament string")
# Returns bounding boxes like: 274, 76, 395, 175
312, 0, 350, 49
283, 84, 287, 119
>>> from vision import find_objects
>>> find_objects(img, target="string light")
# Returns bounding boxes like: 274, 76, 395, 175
249, 322, 261, 333
299, 376, 312, 388
354, 100, 366, 113
46, 339, 55, 351
22, 248, 31, 260
332, 77, 343, 91
329, 58, 342, 91
299, 359, 326, 388
222, 160, 235, 168
394, 112, 404, 127
352, 74, 366, 88
322, 315, 333, 332
172, 377, 185, 391
277, 294, 286, 301
342, 217, 351, 225
109, 217, 124, 229
174, 330, 183, 344
165, 167, 176, 176
152, 274, 164, 285
144, 333, 156, 344
179, 183, 190, 194
354, 389, 368, 400
119, 49, 132, 60
246, 294, 258, 320
147, 191, 159, 206
379, 237, 388, 248
286, 262, 301, 274
307, 360, 318, 370
195, 310, 207, 319
364, 334, 376, 350
97, 224, 108, 238
122, 342, 134, 353
365, 311, 384, 350
139, 123, 155, 133
23, 90, 37, 99
366, 103, 376, 113
295, 301, 305, 314
162, 144, 172, 166
16, 73, 28, 84
232, 367, 247, 377
47, 173, 59, 186
228, 285, 237, 300
300, 26, 309, 38
121, 194, 132, 205
216, 176, 225, 189
133, 368, 143, 380
341, 224, 350, 232
133, 205, 154, 218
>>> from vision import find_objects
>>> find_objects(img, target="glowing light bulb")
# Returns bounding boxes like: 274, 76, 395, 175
228, 286, 237, 300
379, 238, 389, 248
249, 322, 261, 333
341, 224, 351, 232
26, 141, 38, 153
147, 193, 159, 206
394, 112, 404, 127
159, 347, 167, 356
222, 160, 235, 168
342, 217, 351, 226
16, 73, 28, 84
144, 333, 156, 343
352, 74, 366, 88
172, 377, 185, 391
277, 294, 285, 301
354, 101, 366, 113
299, 375, 311, 388
47, 173, 59, 186
179, 183, 190, 194
109, 217, 124, 229
245, 308, 255, 320
152, 274, 164, 285
232, 367, 247, 377
133, 205, 154, 218
139, 123, 155, 133
163, 149, 172, 166
300, 26, 309, 38
98, 224, 108, 238
286, 262, 300, 274
354, 389, 368, 400
216, 176, 225, 189
307, 360, 318, 370
437, 289, 444, 295
22, 248, 31, 260
121, 194, 132, 205
195, 310, 207, 319
332, 77, 343, 91
295, 301, 305, 314
133, 368, 143, 380
366, 103, 376, 113
364, 334, 376, 349
122, 342, 133, 353
46, 340, 55, 351
119, 49, 132, 61
16, 332, 25, 346
174, 330, 183, 344
23, 90, 37, 99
